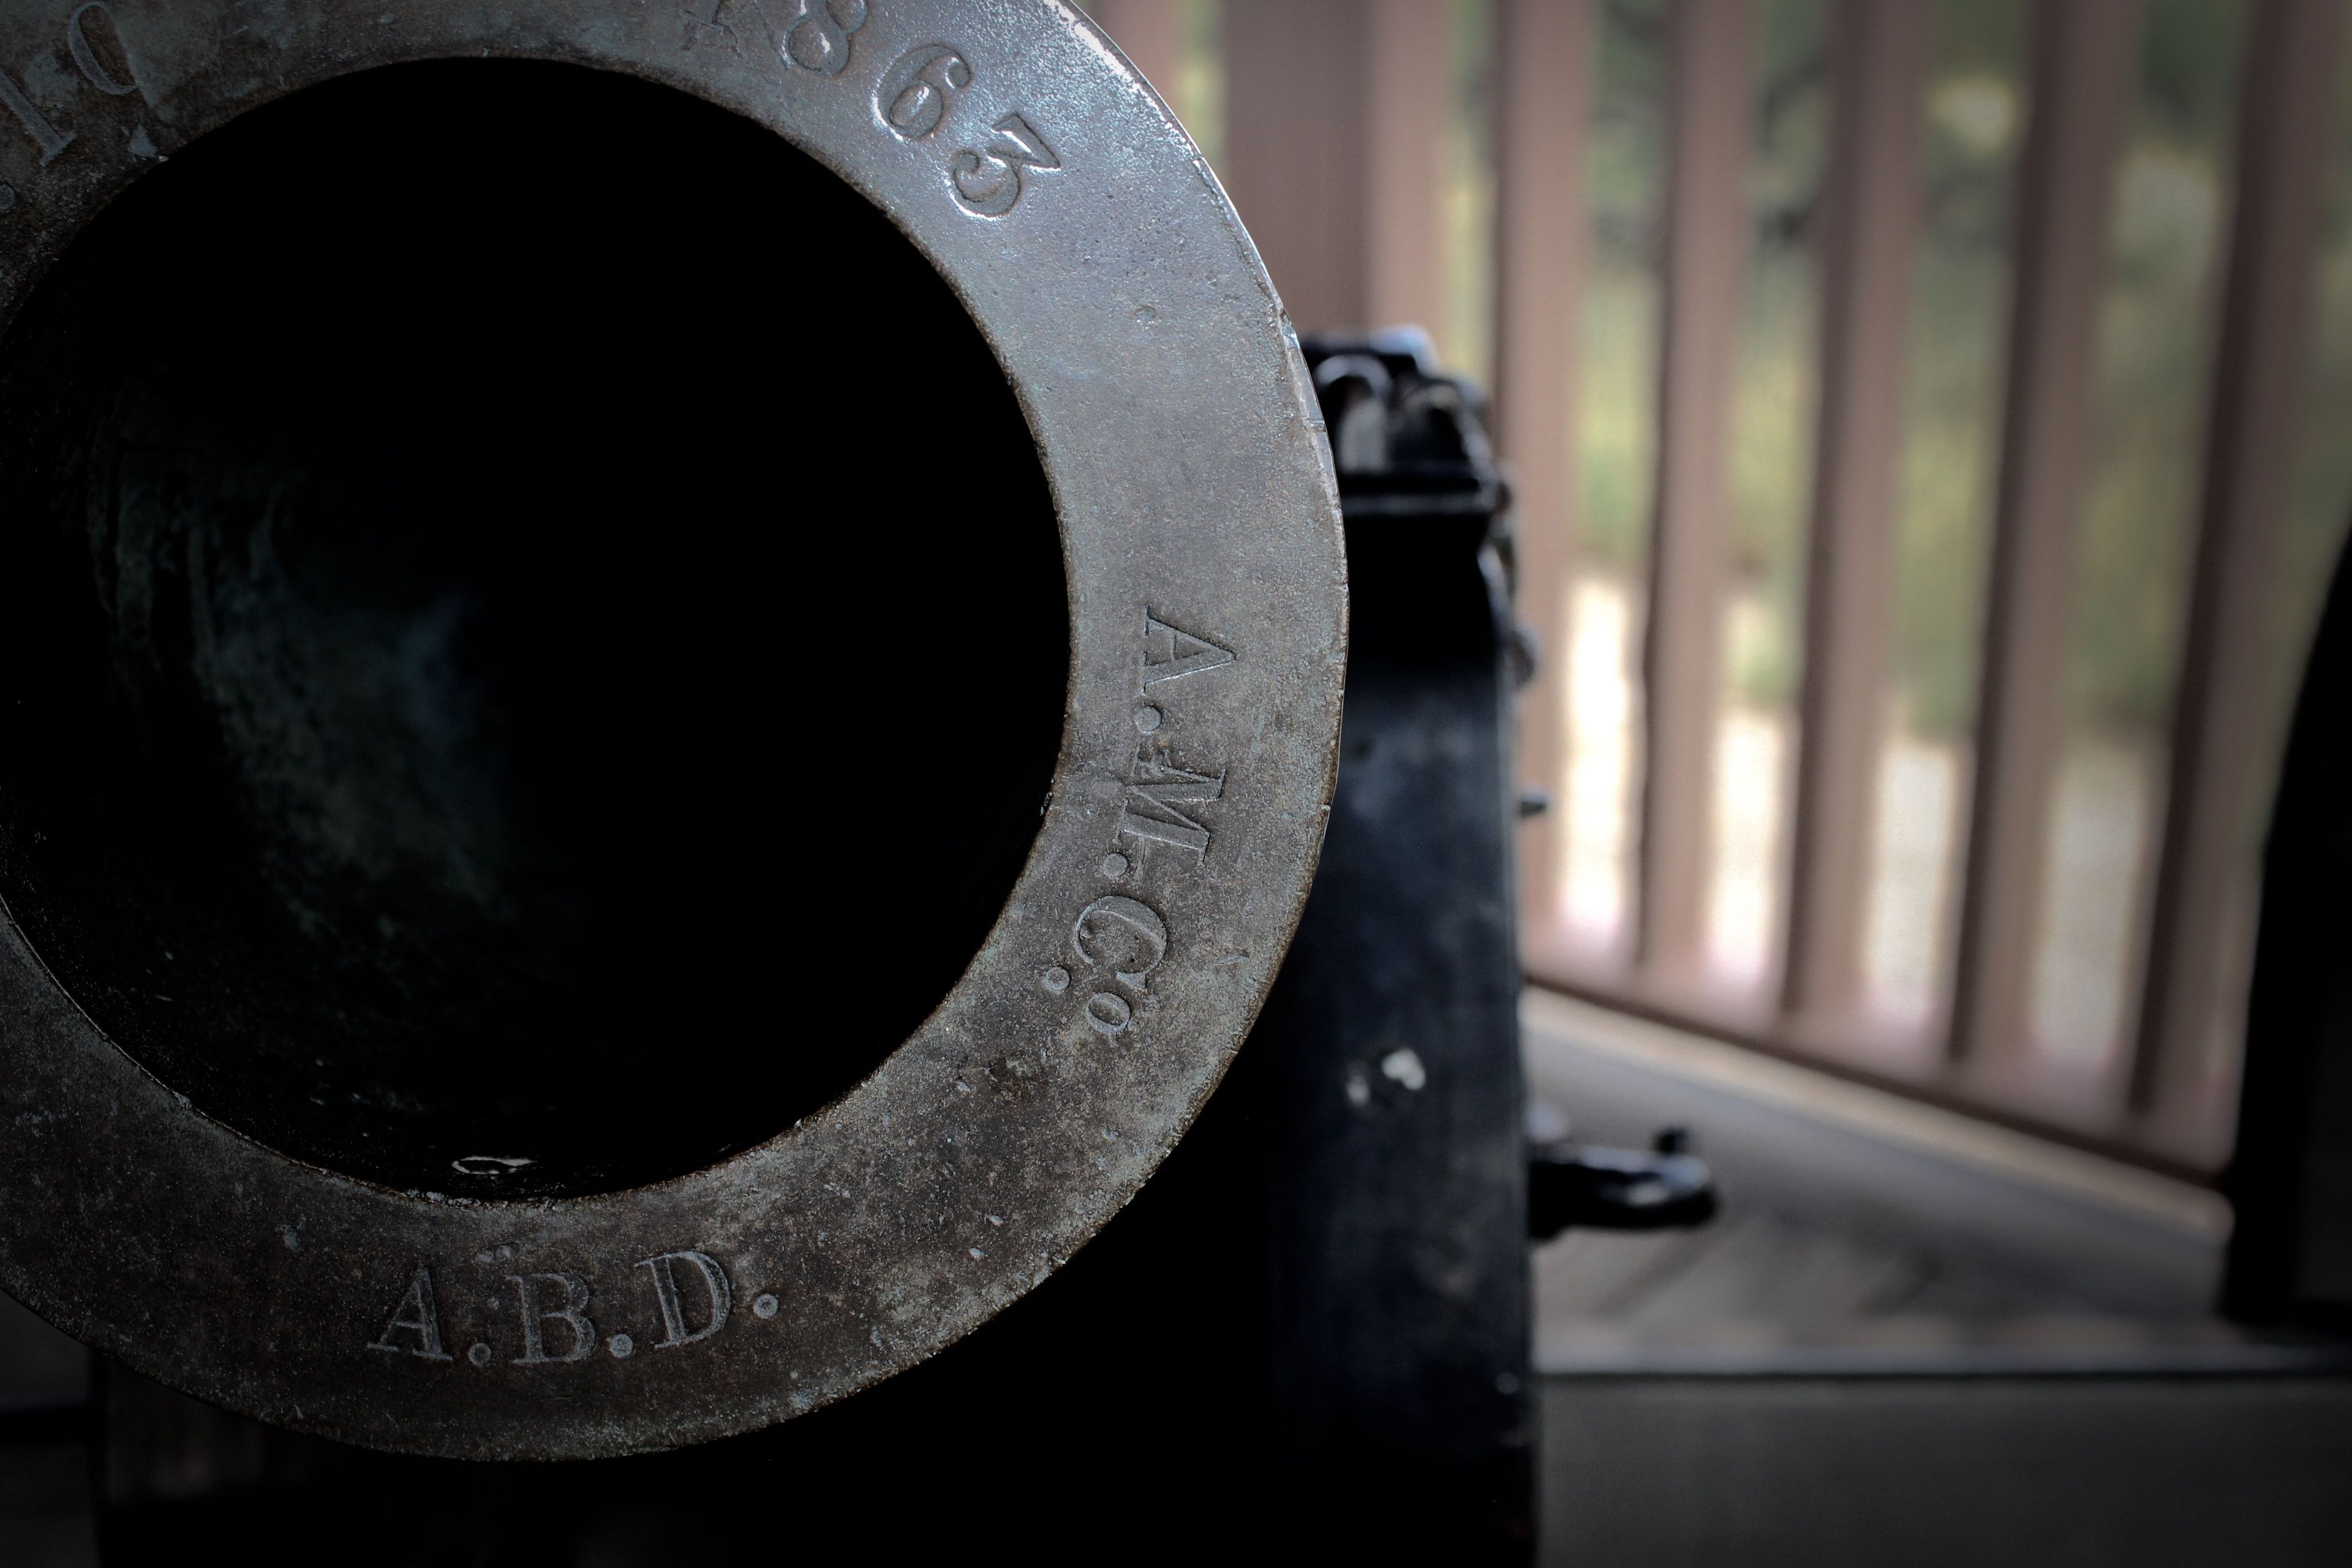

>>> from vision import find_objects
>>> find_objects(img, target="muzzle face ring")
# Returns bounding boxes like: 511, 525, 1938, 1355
0, 0, 1343, 1460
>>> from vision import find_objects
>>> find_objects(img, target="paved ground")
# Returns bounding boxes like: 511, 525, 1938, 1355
1528, 991, 2352, 1566
1525, 990, 2263, 1370
1540, 1373, 2352, 1567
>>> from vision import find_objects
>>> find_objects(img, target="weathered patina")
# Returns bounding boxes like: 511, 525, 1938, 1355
0, 0, 1344, 1460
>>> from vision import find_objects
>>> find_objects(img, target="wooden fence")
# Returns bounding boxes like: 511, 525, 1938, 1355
1090, 0, 2349, 1178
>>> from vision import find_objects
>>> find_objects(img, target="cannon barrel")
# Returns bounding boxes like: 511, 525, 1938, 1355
0, 0, 1344, 1460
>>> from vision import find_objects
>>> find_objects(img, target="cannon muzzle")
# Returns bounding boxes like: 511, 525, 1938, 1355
0, 0, 1344, 1460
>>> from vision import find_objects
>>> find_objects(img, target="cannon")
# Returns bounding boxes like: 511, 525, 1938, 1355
0, 0, 1346, 1464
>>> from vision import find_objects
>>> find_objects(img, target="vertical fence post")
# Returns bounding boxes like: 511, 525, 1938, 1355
1636, 0, 1755, 984
1087, 0, 1188, 100
1781, 0, 1929, 1029
1494, 0, 1596, 956
2133, 0, 2347, 1152
1366, 0, 1452, 336
1221, 1, 1449, 339
1948, 0, 2144, 1073
1219, 1, 1371, 331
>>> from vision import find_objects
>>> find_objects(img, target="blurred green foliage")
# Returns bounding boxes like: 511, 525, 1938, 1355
1561, 0, 2288, 741
1174, 0, 1223, 167
1577, 0, 1667, 581
2071, 0, 2245, 737
1890, 0, 2027, 738
1442, 0, 1496, 383
1727, 0, 1826, 710
2279, 19, 2352, 760
1157, 0, 2352, 757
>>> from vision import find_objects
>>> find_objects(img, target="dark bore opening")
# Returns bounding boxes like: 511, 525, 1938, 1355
0, 61, 1067, 1198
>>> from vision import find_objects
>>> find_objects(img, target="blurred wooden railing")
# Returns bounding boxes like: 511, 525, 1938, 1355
1089, 0, 2347, 1178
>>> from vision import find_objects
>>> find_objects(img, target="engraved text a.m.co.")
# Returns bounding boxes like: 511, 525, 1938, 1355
1041, 612, 1241, 1036
1140, 614, 1235, 689
1117, 752, 1225, 858
1068, 894, 1167, 1036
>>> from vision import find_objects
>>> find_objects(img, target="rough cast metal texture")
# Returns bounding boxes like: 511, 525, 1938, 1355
0, 0, 1344, 1458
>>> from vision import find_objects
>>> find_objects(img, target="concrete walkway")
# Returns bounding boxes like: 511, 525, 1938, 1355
1529, 990, 2352, 1565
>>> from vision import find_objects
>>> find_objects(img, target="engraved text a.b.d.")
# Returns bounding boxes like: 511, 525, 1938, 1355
638, 1250, 733, 1348
508, 1272, 597, 1365
369, 1267, 454, 1361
